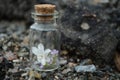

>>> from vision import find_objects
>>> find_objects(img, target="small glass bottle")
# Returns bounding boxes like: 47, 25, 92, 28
29, 4, 60, 71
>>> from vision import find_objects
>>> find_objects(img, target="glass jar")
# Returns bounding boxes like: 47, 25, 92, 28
29, 6, 60, 71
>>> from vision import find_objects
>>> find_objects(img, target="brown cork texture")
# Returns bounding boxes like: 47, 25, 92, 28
34, 4, 56, 21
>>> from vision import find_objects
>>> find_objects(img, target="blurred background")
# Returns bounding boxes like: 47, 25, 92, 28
0, 0, 119, 25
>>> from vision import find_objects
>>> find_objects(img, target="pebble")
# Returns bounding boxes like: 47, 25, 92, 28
94, 70, 105, 78
81, 23, 90, 30
21, 72, 28, 77
0, 34, 7, 38
60, 58, 67, 65
18, 52, 29, 57
9, 68, 19, 73
41, 72, 47, 78
68, 62, 77, 67
3, 46, 7, 51
61, 50, 68, 55
55, 76, 59, 79
75, 64, 96, 72
56, 73, 63, 78
80, 59, 93, 65
69, 58, 74, 62
62, 68, 72, 74
21, 36, 29, 46
13, 59, 21, 63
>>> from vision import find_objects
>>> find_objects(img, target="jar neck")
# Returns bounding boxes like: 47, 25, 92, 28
31, 11, 58, 24
34, 19, 56, 24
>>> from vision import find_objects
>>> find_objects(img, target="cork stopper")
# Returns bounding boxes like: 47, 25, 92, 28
34, 4, 56, 21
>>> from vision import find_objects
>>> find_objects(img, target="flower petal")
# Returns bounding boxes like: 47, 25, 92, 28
45, 49, 51, 54
37, 54, 43, 61
37, 58, 41, 62
46, 57, 51, 63
38, 43, 44, 53
41, 58, 46, 65
51, 49, 59, 54
32, 47, 39, 55
37, 55, 46, 65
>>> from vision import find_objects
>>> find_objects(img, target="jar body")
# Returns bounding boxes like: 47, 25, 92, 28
30, 22, 60, 71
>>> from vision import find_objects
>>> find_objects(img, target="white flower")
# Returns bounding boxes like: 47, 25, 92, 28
32, 43, 51, 66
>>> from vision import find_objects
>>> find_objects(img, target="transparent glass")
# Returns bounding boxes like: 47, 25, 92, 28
29, 12, 60, 71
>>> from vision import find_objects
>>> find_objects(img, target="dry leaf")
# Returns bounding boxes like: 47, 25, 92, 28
114, 52, 120, 71
5, 52, 17, 60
